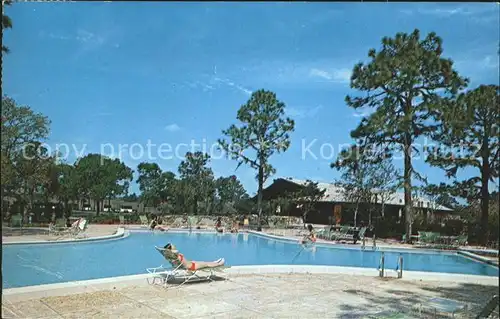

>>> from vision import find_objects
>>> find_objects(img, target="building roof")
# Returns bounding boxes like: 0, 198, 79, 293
279, 178, 452, 211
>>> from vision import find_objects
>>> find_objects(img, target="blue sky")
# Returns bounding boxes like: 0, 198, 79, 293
4, 2, 499, 196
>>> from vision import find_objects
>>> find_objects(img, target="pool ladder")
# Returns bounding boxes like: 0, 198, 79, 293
378, 252, 403, 279
361, 235, 377, 250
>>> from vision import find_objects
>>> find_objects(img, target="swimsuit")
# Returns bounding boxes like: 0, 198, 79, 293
175, 252, 196, 271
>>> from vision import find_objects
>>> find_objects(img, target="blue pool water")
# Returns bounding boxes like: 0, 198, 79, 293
2, 232, 498, 288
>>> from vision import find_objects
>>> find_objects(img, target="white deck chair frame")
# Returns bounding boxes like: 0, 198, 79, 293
146, 246, 227, 288
54, 219, 84, 239
139, 215, 149, 228
74, 219, 88, 238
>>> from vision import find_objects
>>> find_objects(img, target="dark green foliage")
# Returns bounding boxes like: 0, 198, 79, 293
345, 29, 467, 241
121, 193, 139, 202
1, 97, 52, 220
289, 180, 326, 226
75, 154, 133, 215
427, 85, 499, 244
332, 144, 399, 226
218, 89, 295, 227
178, 151, 215, 215
215, 175, 249, 215
2, 0, 12, 54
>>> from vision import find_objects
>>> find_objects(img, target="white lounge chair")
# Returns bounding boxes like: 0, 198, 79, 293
146, 246, 228, 288
139, 215, 149, 228
49, 218, 67, 236
54, 218, 82, 238
73, 218, 88, 238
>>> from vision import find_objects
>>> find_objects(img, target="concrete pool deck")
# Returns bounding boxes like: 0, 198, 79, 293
2, 272, 499, 318
2, 225, 123, 243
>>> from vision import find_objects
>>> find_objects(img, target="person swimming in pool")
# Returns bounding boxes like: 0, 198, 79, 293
301, 224, 317, 245
162, 243, 225, 271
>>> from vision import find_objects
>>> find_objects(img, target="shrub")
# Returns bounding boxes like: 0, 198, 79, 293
373, 217, 405, 239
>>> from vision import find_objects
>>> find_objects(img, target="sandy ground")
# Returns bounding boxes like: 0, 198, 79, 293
2, 273, 499, 319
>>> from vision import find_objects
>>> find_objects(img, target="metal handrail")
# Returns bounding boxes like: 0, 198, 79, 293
378, 252, 385, 277
395, 254, 403, 278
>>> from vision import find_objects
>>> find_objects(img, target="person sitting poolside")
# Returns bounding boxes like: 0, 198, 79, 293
150, 215, 168, 232
162, 243, 225, 271
301, 224, 317, 245
215, 217, 223, 233
230, 218, 239, 233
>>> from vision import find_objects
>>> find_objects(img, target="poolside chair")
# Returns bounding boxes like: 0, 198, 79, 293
139, 215, 149, 228
53, 218, 83, 239
315, 227, 329, 239
10, 214, 23, 228
48, 218, 67, 236
454, 234, 468, 246
146, 246, 229, 288
330, 225, 350, 241
336, 227, 367, 244
73, 218, 88, 238
347, 226, 367, 244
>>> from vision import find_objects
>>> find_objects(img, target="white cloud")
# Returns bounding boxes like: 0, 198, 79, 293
186, 81, 216, 92
286, 105, 324, 119
352, 110, 373, 118
309, 68, 332, 80
75, 29, 105, 45
454, 53, 500, 82
309, 68, 351, 84
165, 124, 181, 132
400, 4, 498, 22
480, 55, 499, 69
213, 77, 252, 96
40, 29, 105, 46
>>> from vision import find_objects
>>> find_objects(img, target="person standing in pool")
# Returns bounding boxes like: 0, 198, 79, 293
301, 224, 317, 244
162, 243, 225, 271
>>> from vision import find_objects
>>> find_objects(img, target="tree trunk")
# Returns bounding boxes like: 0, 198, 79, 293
369, 209, 372, 227
479, 137, 490, 246
64, 200, 70, 217
403, 133, 413, 243
95, 199, 101, 216
354, 201, 359, 227
257, 163, 264, 231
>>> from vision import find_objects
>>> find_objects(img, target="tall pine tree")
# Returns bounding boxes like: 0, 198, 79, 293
427, 85, 499, 245
345, 29, 466, 242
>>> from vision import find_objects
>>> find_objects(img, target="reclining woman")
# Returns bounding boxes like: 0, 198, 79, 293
162, 243, 225, 271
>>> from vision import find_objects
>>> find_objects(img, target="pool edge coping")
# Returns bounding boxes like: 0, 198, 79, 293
2, 227, 127, 245
3, 264, 498, 298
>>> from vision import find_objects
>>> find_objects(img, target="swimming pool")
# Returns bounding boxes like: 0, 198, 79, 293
2, 231, 498, 288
